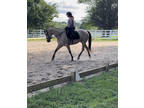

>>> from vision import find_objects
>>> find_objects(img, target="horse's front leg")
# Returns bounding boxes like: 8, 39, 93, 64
66, 45, 74, 61
51, 45, 63, 61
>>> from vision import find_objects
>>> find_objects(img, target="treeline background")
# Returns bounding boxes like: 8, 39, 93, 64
27, 0, 118, 30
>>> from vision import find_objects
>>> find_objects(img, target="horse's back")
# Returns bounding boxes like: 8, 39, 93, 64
76, 29, 89, 41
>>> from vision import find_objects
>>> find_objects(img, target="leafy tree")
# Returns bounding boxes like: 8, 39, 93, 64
80, 17, 98, 30
74, 22, 81, 29
53, 22, 67, 28
27, 0, 58, 29
78, 0, 91, 3
79, 0, 118, 29
80, 22, 98, 30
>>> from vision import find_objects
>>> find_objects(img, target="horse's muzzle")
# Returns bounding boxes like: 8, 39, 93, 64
47, 39, 51, 42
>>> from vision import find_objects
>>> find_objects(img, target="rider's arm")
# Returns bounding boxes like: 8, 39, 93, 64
67, 19, 71, 27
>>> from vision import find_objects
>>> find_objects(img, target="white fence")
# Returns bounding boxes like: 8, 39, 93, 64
27, 29, 118, 39
27, 29, 45, 38
89, 30, 118, 39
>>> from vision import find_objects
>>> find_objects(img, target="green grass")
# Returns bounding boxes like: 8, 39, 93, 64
27, 38, 57, 42
28, 68, 118, 108
27, 38, 117, 42
92, 38, 118, 42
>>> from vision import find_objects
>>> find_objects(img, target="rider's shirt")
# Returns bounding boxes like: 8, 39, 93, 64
67, 17, 75, 28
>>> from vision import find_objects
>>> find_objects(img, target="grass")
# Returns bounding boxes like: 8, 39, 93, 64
27, 38, 57, 42
27, 68, 118, 108
27, 38, 46, 41
27, 38, 117, 42
93, 38, 118, 42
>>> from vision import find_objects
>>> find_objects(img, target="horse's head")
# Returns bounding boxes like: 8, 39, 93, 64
44, 29, 53, 42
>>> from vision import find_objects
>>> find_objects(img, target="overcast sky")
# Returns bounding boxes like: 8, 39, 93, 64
45, 0, 88, 22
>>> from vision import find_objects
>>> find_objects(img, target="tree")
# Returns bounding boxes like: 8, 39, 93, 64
78, 0, 91, 3
27, 0, 58, 29
80, 22, 98, 30
80, 17, 98, 30
79, 0, 118, 29
53, 22, 67, 28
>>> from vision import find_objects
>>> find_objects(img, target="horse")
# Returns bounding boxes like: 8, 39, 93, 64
44, 28, 92, 61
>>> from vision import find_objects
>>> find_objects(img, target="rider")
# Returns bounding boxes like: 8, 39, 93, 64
65, 12, 76, 43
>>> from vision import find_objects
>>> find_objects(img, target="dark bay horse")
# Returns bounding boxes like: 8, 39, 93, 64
44, 28, 92, 61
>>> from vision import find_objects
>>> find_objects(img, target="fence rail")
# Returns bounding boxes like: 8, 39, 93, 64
28, 63, 118, 93
27, 29, 45, 38
27, 29, 118, 39
89, 30, 118, 39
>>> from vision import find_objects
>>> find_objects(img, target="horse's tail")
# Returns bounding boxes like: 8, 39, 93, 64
87, 31, 92, 51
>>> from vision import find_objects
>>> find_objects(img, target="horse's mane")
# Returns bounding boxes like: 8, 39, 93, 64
47, 27, 64, 32
52, 28, 65, 33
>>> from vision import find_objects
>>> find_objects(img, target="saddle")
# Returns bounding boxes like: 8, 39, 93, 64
65, 27, 80, 41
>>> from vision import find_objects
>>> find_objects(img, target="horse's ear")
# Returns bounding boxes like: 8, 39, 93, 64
44, 29, 47, 33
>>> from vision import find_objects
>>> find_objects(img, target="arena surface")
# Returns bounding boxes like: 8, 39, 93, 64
27, 41, 118, 86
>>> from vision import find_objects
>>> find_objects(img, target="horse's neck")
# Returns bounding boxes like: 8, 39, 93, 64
53, 29, 64, 38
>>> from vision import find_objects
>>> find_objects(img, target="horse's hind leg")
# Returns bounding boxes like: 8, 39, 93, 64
51, 45, 63, 61
84, 44, 91, 58
66, 45, 74, 61
77, 44, 84, 60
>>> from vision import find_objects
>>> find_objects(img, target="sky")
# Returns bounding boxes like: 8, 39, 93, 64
45, 0, 88, 23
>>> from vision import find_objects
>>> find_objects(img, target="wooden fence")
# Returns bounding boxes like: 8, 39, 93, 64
28, 63, 118, 93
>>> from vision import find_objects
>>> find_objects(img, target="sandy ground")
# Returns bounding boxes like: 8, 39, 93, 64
27, 41, 118, 86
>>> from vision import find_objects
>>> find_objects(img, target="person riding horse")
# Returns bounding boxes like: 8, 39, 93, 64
65, 12, 79, 43
44, 12, 92, 61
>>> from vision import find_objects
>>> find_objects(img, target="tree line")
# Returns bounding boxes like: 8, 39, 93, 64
27, 0, 118, 30
27, 0, 58, 29
79, 0, 118, 29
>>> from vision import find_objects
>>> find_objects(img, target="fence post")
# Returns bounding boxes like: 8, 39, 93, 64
95, 30, 97, 38
102, 30, 105, 37
110, 30, 112, 39
32, 30, 34, 38
40, 29, 41, 38
105, 30, 107, 37
27, 29, 29, 38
